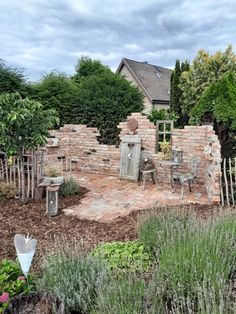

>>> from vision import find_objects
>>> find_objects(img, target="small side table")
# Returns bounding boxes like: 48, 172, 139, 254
158, 160, 181, 188
141, 169, 157, 190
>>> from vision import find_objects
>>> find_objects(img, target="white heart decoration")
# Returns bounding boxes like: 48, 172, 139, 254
14, 234, 37, 277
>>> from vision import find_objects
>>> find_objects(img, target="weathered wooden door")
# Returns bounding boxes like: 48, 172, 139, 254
120, 135, 141, 181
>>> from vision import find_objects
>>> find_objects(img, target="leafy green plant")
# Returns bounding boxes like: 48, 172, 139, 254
0, 259, 35, 312
92, 275, 147, 314
147, 107, 179, 125
92, 241, 152, 274
59, 177, 80, 197
37, 249, 108, 313
0, 93, 59, 158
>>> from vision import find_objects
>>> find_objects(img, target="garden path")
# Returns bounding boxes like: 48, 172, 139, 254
63, 172, 209, 222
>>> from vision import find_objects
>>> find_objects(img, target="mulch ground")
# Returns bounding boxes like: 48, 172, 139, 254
0, 187, 138, 262
0, 186, 220, 265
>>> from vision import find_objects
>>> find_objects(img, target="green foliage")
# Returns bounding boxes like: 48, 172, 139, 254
138, 211, 192, 256
92, 275, 147, 314
180, 45, 236, 118
147, 107, 178, 125
148, 214, 236, 313
0, 93, 59, 157
37, 250, 108, 313
0, 60, 28, 95
190, 72, 236, 128
59, 177, 80, 197
69, 70, 144, 144
0, 259, 35, 312
92, 241, 152, 274
73, 56, 111, 81
170, 59, 190, 126
190, 72, 236, 156
31, 72, 79, 126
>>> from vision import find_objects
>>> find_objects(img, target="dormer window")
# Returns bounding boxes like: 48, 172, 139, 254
156, 72, 161, 77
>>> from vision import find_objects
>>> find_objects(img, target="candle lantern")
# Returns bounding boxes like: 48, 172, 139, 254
171, 149, 183, 163
46, 185, 60, 216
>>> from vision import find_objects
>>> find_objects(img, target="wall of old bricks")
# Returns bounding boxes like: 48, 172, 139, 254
45, 112, 221, 203
170, 125, 222, 203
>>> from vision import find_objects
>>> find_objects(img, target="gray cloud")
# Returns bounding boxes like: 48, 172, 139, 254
0, 0, 236, 80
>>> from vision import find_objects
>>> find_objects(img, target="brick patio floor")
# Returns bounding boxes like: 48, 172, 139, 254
63, 172, 209, 222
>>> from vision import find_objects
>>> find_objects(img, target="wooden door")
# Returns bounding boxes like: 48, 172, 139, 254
120, 135, 141, 181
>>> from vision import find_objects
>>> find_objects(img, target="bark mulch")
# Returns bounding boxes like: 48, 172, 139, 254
0, 187, 138, 262
0, 186, 218, 264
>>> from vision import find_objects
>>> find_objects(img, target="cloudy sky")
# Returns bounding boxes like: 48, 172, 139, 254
1, 0, 236, 81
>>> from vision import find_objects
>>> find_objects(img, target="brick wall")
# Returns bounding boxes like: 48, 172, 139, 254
45, 113, 221, 203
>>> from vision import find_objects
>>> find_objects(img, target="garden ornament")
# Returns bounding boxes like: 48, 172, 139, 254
14, 233, 37, 277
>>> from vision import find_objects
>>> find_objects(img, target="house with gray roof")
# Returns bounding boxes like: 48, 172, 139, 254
116, 58, 172, 113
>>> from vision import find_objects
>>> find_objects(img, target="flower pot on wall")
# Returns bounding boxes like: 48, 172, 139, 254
43, 176, 64, 185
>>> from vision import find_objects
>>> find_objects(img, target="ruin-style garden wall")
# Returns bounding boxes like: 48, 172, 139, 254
45, 112, 221, 204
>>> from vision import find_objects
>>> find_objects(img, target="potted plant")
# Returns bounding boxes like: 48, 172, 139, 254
157, 142, 172, 160
4, 292, 64, 314
44, 163, 64, 185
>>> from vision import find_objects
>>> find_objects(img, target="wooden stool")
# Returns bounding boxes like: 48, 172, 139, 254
141, 169, 157, 190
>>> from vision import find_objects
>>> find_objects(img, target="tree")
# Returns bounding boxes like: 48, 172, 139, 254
180, 45, 236, 118
0, 60, 28, 95
31, 72, 79, 126
69, 71, 144, 144
190, 72, 236, 156
170, 59, 190, 127
73, 56, 111, 82
0, 93, 59, 157
147, 107, 179, 125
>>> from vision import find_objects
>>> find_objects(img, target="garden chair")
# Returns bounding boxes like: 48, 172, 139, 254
139, 151, 157, 190
173, 156, 201, 199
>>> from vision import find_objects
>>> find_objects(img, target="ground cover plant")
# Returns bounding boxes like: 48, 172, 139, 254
92, 240, 152, 274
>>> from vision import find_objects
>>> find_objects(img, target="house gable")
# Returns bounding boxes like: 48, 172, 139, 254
117, 58, 172, 110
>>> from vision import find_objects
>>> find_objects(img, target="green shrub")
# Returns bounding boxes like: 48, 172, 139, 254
0, 259, 35, 312
148, 214, 236, 313
138, 211, 192, 256
92, 275, 147, 314
59, 177, 80, 197
92, 241, 152, 274
37, 250, 108, 313
0, 182, 16, 199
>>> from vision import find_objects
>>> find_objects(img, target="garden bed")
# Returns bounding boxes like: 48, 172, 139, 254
1, 190, 216, 263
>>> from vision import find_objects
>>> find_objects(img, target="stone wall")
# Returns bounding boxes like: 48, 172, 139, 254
46, 125, 120, 176
45, 112, 221, 203
171, 125, 222, 203
118, 112, 156, 153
